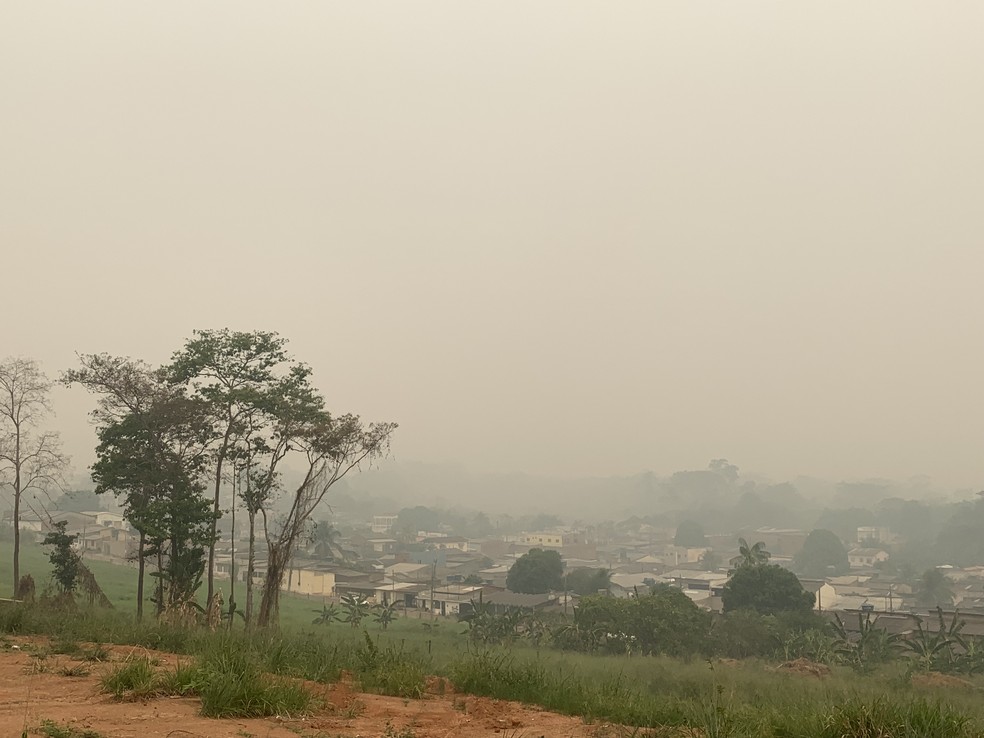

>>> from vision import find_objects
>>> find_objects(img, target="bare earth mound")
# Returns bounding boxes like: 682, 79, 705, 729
0, 638, 599, 738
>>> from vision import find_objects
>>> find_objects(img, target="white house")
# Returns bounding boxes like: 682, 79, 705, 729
848, 548, 889, 569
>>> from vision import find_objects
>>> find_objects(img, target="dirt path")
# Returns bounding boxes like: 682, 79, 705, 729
0, 638, 604, 738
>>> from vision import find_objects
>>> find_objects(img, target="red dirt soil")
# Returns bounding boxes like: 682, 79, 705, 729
0, 637, 606, 738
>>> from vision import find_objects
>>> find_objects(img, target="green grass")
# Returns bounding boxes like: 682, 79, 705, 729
36, 720, 104, 738
101, 655, 167, 700
5, 539, 984, 735
0, 539, 333, 629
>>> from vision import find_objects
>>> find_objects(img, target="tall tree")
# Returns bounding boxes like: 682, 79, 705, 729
91, 395, 213, 614
64, 354, 211, 618
257, 413, 395, 626
674, 519, 707, 547
167, 329, 292, 606
793, 529, 850, 578
507, 548, 564, 594
721, 564, 815, 615
0, 357, 67, 596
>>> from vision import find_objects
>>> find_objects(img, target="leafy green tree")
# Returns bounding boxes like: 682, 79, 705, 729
933, 500, 984, 567
52, 489, 103, 513
674, 519, 707, 547
916, 568, 954, 608
66, 355, 212, 619
167, 329, 294, 606
91, 395, 213, 615
564, 567, 611, 596
507, 548, 564, 594
813, 507, 875, 543
793, 529, 849, 578
42, 520, 81, 595
710, 609, 780, 659
396, 506, 441, 536
576, 586, 711, 656
722, 564, 815, 616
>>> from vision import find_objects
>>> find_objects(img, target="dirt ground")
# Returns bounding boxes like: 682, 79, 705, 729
0, 637, 607, 738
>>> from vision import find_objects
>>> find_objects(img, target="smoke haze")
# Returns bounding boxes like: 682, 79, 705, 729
2, 2, 983, 493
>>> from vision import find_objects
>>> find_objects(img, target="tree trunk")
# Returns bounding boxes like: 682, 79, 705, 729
257, 546, 286, 627
156, 549, 165, 617
245, 508, 256, 629
207, 454, 223, 605
136, 530, 145, 620
228, 476, 235, 628
11, 466, 20, 598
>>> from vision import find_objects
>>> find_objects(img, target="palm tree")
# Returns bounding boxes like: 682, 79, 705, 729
341, 592, 371, 628
312, 603, 340, 626
729, 538, 770, 574
373, 601, 399, 630
311, 520, 347, 563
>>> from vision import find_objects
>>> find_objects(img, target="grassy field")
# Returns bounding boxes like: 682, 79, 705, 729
4, 539, 984, 736
0, 539, 340, 629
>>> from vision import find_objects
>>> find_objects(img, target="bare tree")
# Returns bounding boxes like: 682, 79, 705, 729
0, 357, 68, 595
257, 416, 395, 627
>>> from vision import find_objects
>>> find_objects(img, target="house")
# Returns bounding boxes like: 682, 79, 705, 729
750, 528, 808, 557
848, 548, 889, 569
416, 584, 485, 616
422, 535, 469, 552
283, 560, 337, 597
797, 578, 839, 612
78, 526, 137, 559
81, 511, 127, 529
857, 527, 891, 545
478, 591, 561, 615
519, 531, 580, 548
477, 564, 510, 588
365, 538, 397, 555
610, 572, 661, 598
371, 515, 399, 535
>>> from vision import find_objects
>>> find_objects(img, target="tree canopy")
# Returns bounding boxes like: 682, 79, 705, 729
793, 529, 850, 577
565, 567, 611, 596
674, 520, 707, 547
722, 564, 815, 616
507, 548, 564, 594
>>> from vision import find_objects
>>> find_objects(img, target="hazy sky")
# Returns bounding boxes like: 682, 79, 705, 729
2, 3, 982, 489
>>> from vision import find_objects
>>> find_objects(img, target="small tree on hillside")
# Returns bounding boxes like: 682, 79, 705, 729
507, 548, 564, 594
43, 521, 81, 595
722, 564, 815, 616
